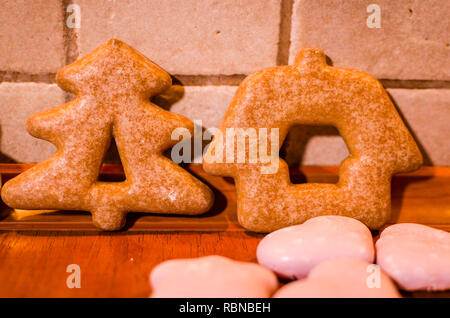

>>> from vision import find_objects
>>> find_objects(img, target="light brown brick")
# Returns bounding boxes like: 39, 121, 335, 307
158, 86, 237, 128
283, 127, 349, 166
75, 0, 281, 75
387, 89, 450, 165
0, 0, 65, 74
0, 83, 65, 163
290, 0, 450, 80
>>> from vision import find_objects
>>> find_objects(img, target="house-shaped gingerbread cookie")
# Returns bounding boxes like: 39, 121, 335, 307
203, 48, 422, 233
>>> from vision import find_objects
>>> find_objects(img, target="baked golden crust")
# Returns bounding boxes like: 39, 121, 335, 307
1, 39, 213, 230
203, 48, 422, 232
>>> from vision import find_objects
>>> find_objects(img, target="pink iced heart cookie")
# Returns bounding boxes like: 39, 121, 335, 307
150, 255, 278, 298
257, 215, 375, 279
274, 259, 400, 298
376, 223, 450, 291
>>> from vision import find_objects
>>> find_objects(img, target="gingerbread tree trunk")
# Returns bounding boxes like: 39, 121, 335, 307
1, 39, 213, 230
203, 48, 422, 233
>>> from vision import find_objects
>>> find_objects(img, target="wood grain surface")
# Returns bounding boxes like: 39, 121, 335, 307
0, 164, 449, 297
0, 231, 263, 298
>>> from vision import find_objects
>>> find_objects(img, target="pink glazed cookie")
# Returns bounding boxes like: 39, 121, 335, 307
274, 259, 400, 298
376, 223, 450, 291
150, 255, 278, 298
257, 215, 374, 279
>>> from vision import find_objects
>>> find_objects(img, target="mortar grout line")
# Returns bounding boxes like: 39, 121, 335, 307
171, 75, 246, 86
276, 0, 294, 66
0, 72, 56, 84
173, 77, 450, 89
380, 80, 450, 89
62, 0, 79, 65
61, 0, 80, 102
0, 72, 449, 89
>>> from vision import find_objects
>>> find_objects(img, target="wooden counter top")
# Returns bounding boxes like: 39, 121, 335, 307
0, 164, 449, 297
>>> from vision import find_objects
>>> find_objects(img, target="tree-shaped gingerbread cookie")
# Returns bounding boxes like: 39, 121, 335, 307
203, 48, 422, 233
1, 39, 213, 230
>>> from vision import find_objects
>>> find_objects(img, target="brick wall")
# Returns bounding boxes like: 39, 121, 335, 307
0, 0, 448, 165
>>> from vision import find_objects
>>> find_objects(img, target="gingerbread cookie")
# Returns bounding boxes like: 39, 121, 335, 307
203, 48, 422, 233
150, 255, 278, 298
273, 259, 400, 298
1, 38, 213, 230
